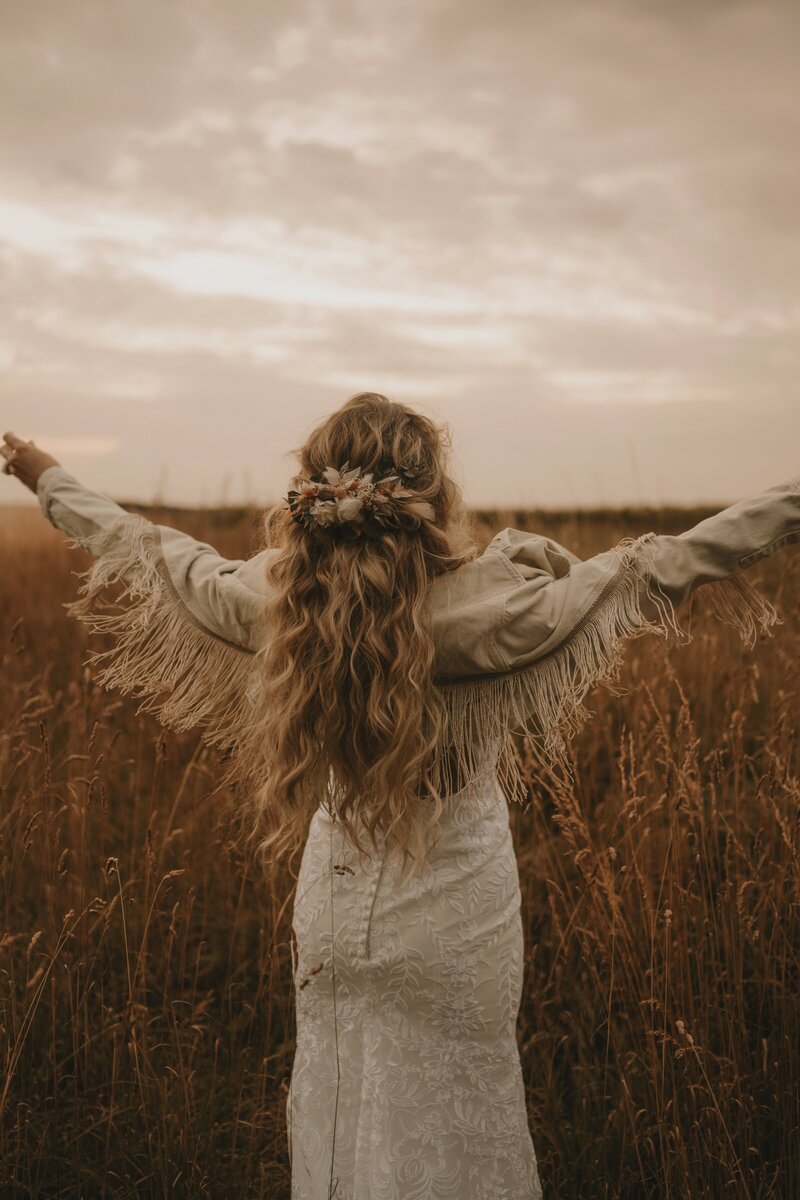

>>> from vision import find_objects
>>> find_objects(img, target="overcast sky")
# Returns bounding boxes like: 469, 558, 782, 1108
1, 0, 798, 510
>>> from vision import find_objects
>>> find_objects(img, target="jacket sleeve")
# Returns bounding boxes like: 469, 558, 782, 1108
37, 464, 276, 747
485, 473, 800, 768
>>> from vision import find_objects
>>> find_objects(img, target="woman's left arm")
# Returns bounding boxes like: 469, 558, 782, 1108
4, 435, 275, 748
35, 464, 273, 653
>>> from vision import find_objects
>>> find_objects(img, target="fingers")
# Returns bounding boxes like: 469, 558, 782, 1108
3, 431, 28, 448
1, 433, 26, 476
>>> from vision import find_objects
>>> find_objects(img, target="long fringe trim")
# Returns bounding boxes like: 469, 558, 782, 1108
63, 514, 258, 751
698, 570, 782, 647
62, 519, 782, 808
430, 532, 782, 803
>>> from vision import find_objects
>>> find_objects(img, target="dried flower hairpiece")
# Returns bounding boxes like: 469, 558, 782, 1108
285, 462, 435, 535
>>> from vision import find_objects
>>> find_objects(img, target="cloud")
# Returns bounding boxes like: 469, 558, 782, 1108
27, 436, 122, 457
1, 0, 798, 506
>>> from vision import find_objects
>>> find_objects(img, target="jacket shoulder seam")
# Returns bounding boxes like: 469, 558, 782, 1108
482, 543, 530, 584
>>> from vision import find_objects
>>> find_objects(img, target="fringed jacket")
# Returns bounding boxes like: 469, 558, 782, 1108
36, 464, 800, 802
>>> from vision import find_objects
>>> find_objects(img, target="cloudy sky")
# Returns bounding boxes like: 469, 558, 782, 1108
1, 0, 798, 510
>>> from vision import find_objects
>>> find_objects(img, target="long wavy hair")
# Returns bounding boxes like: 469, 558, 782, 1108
235, 392, 480, 882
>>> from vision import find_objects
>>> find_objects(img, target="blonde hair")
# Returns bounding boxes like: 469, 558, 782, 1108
239, 392, 480, 882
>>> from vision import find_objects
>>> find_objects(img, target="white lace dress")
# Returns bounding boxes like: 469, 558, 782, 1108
286, 765, 543, 1199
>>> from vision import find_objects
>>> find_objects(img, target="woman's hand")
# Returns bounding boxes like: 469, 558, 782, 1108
1, 432, 61, 494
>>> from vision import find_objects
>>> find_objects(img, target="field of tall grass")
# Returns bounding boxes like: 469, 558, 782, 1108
1, 498, 798, 1199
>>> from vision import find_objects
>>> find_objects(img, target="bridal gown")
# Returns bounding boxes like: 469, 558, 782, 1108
286, 763, 543, 1200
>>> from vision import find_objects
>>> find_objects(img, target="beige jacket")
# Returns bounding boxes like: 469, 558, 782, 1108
37, 464, 800, 800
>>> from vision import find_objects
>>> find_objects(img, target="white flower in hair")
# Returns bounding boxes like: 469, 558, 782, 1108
309, 499, 338, 526
336, 494, 365, 521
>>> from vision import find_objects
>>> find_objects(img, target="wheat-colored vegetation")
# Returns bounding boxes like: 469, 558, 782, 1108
1, 499, 798, 1199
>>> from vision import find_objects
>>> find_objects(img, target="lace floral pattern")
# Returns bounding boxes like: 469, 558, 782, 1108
287, 767, 543, 1199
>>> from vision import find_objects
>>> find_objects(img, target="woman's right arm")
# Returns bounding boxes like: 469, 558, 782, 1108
482, 473, 800, 769
494, 472, 800, 670
644, 474, 800, 626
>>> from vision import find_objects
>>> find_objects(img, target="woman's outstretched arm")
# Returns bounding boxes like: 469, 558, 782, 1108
475, 472, 800, 770
34, 462, 274, 651
493, 472, 800, 672
2, 432, 275, 748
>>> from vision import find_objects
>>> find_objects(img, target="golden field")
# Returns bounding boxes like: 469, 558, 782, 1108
1, 500, 798, 1199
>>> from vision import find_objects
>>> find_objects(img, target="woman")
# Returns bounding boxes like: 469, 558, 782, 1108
3, 395, 799, 1199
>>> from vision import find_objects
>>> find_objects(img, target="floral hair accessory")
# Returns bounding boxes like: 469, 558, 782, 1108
285, 461, 435, 535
